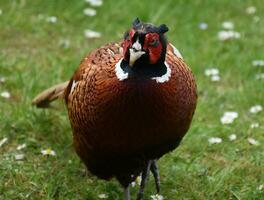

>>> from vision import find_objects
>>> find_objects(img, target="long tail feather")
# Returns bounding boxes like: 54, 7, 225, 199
32, 81, 69, 108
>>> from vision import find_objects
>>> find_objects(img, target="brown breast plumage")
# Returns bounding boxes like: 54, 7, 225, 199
65, 42, 197, 181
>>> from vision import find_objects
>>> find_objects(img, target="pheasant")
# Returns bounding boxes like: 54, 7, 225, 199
33, 18, 197, 200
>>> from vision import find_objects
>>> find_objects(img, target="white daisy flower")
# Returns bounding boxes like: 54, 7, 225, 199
208, 137, 222, 144
0, 9, 2, 16
222, 21, 234, 30
1, 91, 11, 99
0, 76, 6, 83
41, 148, 56, 156
221, 116, 234, 124
248, 138, 260, 146
226, 112, 238, 118
229, 134, 237, 141
46, 16, 57, 23
211, 75, 220, 82
249, 105, 262, 114
252, 60, 264, 67
258, 184, 264, 191
198, 22, 208, 30
98, 193, 108, 199
204, 68, 219, 76
246, 6, 257, 15
85, 0, 103, 7
131, 175, 142, 187
220, 112, 238, 124
83, 8, 96, 16
250, 123, 259, 129
150, 194, 164, 200
218, 30, 240, 41
15, 154, 25, 160
84, 29, 101, 38
256, 73, 264, 80
0, 137, 8, 147
17, 143, 26, 150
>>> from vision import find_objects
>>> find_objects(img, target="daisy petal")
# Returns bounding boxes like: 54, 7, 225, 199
218, 30, 240, 41
222, 21, 234, 30
250, 123, 259, 129
98, 193, 108, 199
252, 60, 264, 67
41, 148, 56, 156
248, 138, 260, 146
208, 137, 222, 144
246, 6, 256, 14
211, 75, 220, 82
0, 137, 8, 147
220, 112, 238, 124
1, 91, 11, 99
85, 0, 103, 7
249, 105, 262, 114
150, 194, 164, 200
46, 16, 57, 23
0, 76, 6, 83
17, 143, 26, 150
15, 154, 25, 160
256, 73, 264, 80
258, 184, 264, 191
84, 29, 101, 38
198, 22, 208, 30
229, 134, 237, 141
83, 8, 97, 16
204, 68, 219, 76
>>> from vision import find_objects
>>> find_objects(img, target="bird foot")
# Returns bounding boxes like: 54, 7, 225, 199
136, 160, 161, 200
150, 160, 160, 194
136, 161, 151, 200
124, 185, 131, 200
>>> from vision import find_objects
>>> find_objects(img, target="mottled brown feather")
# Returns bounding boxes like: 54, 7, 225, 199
65, 42, 197, 185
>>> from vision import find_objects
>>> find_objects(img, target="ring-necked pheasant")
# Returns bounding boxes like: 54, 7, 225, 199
33, 18, 197, 200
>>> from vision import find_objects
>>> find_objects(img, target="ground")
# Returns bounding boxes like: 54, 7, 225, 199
0, 0, 263, 199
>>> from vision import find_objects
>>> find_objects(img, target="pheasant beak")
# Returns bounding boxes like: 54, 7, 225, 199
129, 49, 145, 67
129, 39, 145, 67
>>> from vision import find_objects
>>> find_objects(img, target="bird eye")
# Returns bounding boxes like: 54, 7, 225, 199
149, 39, 159, 47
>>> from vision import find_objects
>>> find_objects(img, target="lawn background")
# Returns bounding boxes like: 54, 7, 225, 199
0, 0, 263, 199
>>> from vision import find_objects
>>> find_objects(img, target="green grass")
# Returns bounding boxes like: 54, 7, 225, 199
1, 0, 264, 199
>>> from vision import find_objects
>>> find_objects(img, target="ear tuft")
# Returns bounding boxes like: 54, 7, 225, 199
158, 24, 169, 34
132, 18, 141, 29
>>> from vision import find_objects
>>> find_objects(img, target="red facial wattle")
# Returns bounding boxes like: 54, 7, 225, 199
143, 33, 162, 64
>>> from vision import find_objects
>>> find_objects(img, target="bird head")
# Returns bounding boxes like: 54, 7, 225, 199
122, 18, 169, 68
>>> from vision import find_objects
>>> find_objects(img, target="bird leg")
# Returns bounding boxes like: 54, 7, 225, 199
124, 185, 131, 200
150, 160, 160, 194
136, 160, 151, 200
